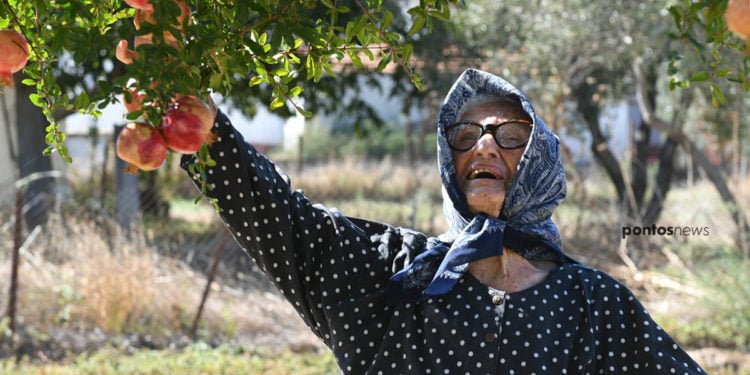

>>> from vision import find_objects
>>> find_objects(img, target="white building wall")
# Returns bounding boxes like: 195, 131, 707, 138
0, 88, 19, 183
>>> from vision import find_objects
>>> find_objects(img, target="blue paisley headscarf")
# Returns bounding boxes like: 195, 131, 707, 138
385, 68, 569, 304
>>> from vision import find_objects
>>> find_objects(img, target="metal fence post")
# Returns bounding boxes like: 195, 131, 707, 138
6, 189, 23, 335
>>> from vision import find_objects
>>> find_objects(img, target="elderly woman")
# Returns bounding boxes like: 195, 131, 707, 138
183, 68, 706, 374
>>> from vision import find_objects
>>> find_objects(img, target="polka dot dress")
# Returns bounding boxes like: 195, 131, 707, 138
182, 111, 707, 374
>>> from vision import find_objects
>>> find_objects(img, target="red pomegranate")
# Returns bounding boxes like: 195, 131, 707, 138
124, 0, 153, 11
116, 122, 168, 173
160, 103, 213, 154
0, 29, 29, 87
171, 95, 215, 133
123, 85, 147, 113
726, 0, 750, 38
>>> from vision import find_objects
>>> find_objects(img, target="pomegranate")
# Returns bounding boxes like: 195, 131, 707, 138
726, 0, 750, 38
123, 85, 147, 113
171, 95, 215, 133
124, 0, 153, 11
160, 102, 213, 154
116, 122, 168, 173
0, 29, 29, 87
125, 0, 154, 10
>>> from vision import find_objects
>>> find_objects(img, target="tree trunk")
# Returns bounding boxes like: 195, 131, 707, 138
572, 82, 628, 206
642, 137, 677, 225
14, 74, 54, 229
632, 60, 676, 225
644, 116, 750, 250
630, 64, 658, 208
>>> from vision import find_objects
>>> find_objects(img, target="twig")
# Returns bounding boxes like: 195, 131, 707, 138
190, 229, 230, 338
617, 237, 639, 275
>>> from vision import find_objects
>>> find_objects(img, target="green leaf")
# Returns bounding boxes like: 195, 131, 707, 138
429, 6, 452, 22
710, 84, 726, 107
270, 96, 285, 110
349, 51, 364, 68
249, 75, 265, 86
690, 71, 710, 82
296, 107, 312, 118
408, 15, 426, 36
716, 69, 732, 78
381, 11, 394, 30
74, 92, 90, 112
29, 93, 45, 107
376, 53, 392, 72
289, 86, 304, 97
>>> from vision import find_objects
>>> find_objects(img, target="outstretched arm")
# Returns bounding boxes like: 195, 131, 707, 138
180, 111, 405, 344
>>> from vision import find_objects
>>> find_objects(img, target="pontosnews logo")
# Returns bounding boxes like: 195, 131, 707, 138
621, 224, 710, 239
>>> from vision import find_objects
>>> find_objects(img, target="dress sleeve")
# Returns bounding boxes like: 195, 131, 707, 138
180, 110, 406, 344
587, 271, 707, 374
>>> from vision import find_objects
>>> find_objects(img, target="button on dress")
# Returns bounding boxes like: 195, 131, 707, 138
182, 111, 707, 374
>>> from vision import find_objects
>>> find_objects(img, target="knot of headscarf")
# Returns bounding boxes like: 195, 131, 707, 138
384, 68, 569, 305
385, 214, 506, 304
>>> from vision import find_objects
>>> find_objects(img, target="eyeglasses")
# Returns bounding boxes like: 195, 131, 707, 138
445, 120, 532, 151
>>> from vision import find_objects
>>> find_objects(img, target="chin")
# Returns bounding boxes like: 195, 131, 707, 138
463, 185, 505, 217
466, 198, 503, 217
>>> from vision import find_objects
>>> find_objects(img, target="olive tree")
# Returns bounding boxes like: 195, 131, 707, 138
439, 0, 749, 248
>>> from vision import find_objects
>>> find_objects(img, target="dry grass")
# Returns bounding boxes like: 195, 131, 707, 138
3, 219, 159, 335
286, 157, 442, 202
0, 217, 319, 350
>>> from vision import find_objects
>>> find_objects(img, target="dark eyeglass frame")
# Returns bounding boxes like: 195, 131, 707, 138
445, 120, 533, 152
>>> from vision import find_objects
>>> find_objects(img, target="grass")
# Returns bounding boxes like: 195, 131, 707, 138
651, 254, 750, 350
0, 217, 320, 347
282, 157, 442, 203
1, 344, 338, 375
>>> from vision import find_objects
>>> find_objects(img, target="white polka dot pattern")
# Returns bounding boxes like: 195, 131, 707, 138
181, 111, 707, 374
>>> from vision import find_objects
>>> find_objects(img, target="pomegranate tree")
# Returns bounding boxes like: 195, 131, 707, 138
116, 122, 169, 173
0, 29, 29, 87
160, 96, 215, 154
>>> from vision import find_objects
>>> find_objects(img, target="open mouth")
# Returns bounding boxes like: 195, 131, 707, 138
468, 168, 502, 180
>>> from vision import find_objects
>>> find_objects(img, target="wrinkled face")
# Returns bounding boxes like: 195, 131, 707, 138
451, 100, 531, 217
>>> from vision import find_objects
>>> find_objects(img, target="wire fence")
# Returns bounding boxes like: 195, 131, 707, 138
0, 137, 267, 340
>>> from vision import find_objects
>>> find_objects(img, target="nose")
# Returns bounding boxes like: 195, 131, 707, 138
473, 132, 501, 158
